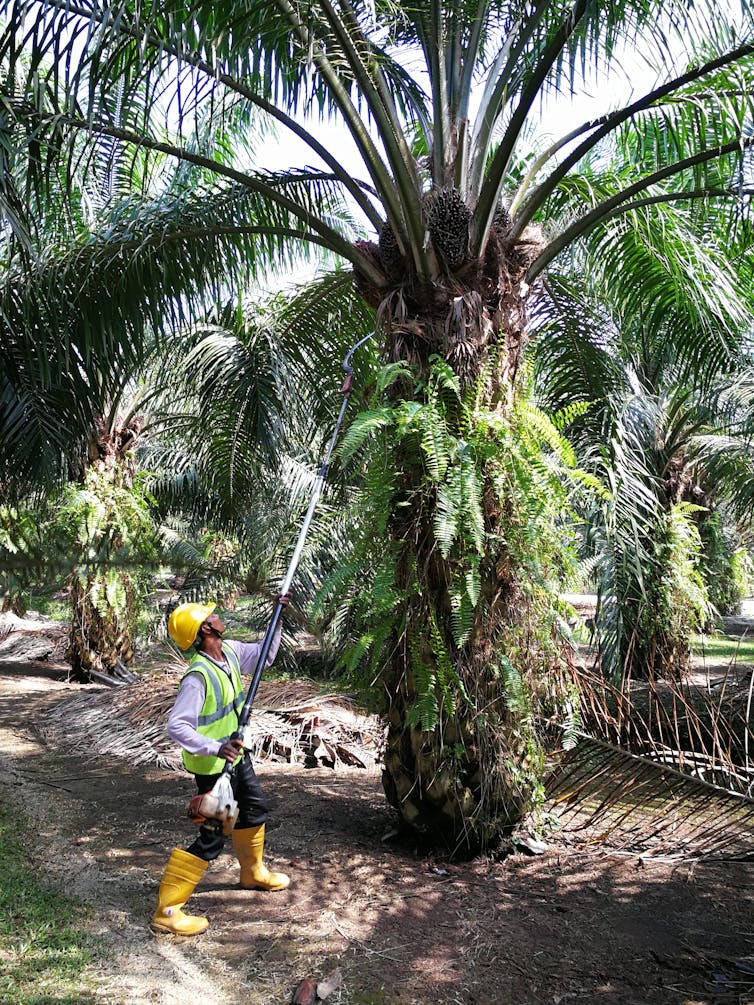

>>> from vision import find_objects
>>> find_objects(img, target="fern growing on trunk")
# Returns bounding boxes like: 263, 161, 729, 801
318, 356, 591, 854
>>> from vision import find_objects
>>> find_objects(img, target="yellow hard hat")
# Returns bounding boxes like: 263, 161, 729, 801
168, 602, 216, 650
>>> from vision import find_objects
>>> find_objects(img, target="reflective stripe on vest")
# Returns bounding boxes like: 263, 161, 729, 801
181, 642, 243, 775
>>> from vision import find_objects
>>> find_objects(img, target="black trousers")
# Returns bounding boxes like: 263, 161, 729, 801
185, 754, 270, 862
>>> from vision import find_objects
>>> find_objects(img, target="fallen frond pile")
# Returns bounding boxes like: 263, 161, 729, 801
546, 733, 754, 860
40, 668, 384, 771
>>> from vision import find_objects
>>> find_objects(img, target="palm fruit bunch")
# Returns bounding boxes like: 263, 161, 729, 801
493, 203, 512, 235
427, 186, 472, 269
378, 220, 405, 280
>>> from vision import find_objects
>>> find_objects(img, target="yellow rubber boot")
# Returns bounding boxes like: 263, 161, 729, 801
151, 848, 209, 935
232, 825, 290, 891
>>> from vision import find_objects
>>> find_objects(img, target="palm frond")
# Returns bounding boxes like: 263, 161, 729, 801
547, 732, 754, 860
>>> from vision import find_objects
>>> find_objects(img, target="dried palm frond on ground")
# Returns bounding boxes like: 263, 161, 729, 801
542, 602, 754, 860
0, 612, 67, 663
571, 658, 754, 796
17, 599, 754, 861
40, 666, 384, 771
545, 733, 754, 860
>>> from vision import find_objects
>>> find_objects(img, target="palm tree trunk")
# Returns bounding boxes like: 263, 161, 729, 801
373, 226, 568, 854
65, 414, 144, 683
66, 573, 136, 682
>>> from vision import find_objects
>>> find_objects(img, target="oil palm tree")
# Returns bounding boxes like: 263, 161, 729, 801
4, 0, 754, 852
534, 218, 754, 683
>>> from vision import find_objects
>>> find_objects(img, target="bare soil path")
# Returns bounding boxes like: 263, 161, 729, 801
2, 660, 754, 1005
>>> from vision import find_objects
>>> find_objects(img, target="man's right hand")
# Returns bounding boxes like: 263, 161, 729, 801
218, 738, 244, 762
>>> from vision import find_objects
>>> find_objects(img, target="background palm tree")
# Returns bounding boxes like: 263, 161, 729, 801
534, 194, 754, 684
142, 281, 377, 631
4, 0, 754, 852
0, 67, 356, 674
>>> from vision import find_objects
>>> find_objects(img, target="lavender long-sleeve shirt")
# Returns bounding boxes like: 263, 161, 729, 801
167, 626, 282, 758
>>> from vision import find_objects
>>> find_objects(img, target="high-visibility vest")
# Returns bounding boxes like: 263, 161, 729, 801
181, 642, 244, 775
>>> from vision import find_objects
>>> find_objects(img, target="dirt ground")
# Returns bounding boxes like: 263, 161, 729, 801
2, 661, 754, 1005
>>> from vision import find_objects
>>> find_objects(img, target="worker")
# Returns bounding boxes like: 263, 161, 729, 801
152, 600, 290, 936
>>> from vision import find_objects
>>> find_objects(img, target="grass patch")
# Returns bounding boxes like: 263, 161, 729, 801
691, 632, 754, 664
0, 802, 106, 1005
